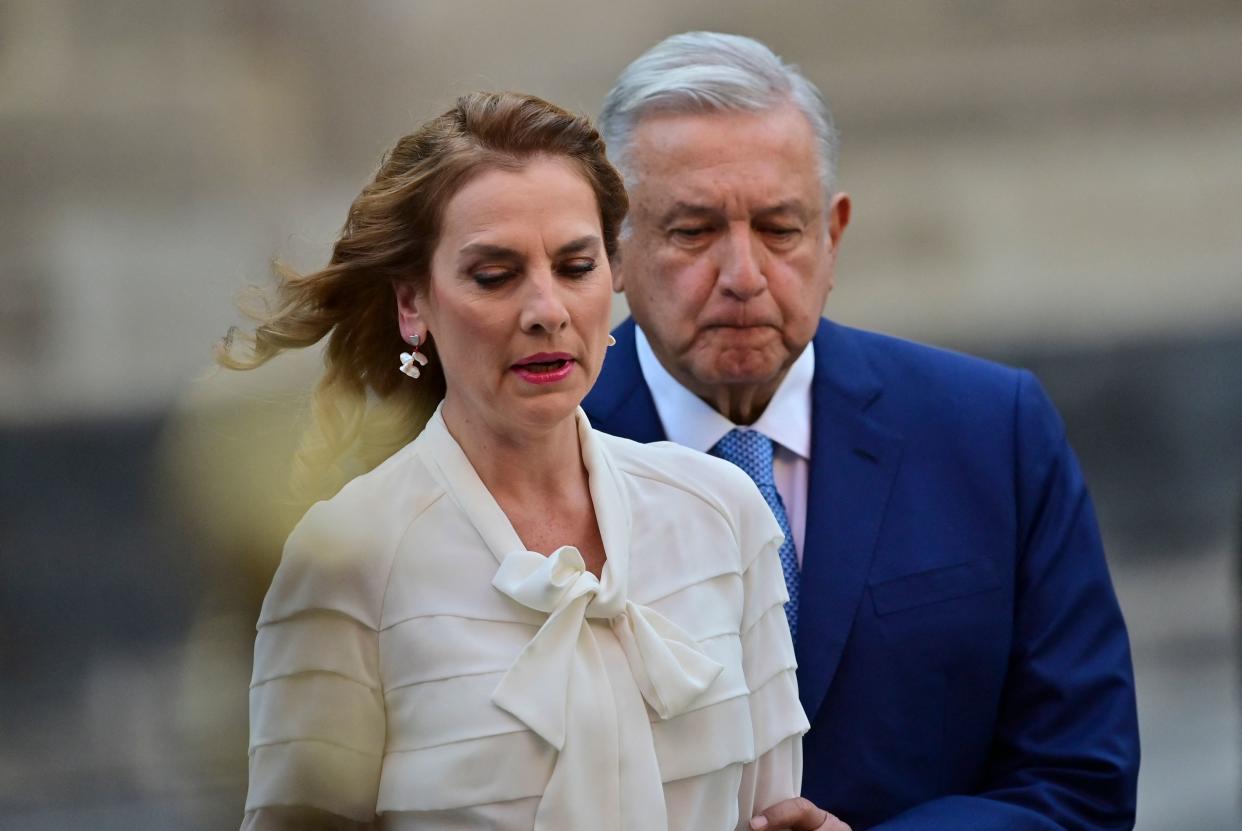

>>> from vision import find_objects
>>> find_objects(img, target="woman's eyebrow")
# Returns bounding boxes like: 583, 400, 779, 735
459, 242, 523, 260
554, 235, 602, 256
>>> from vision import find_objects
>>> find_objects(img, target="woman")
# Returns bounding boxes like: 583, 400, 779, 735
221, 92, 808, 830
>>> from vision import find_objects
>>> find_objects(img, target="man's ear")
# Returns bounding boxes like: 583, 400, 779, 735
827, 192, 851, 250
822, 193, 851, 297
610, 249, 626, 294
392, 280, 429, 342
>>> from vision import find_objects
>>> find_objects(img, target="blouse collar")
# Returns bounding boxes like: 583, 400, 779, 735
417, 403, 633, 604
414, 402, 722, 831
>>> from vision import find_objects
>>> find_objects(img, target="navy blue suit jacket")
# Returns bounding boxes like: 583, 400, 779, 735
583, 318, 1139, 831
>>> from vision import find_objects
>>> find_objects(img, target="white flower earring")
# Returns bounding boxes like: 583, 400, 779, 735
399, 333, 430, 379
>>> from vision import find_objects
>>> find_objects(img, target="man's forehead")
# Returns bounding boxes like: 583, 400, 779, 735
654, 198, 814, 226
626, 104, 821, 190
631, 103, 813, 152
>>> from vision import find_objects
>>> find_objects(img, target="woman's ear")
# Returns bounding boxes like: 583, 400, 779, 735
392, 280, 429, 342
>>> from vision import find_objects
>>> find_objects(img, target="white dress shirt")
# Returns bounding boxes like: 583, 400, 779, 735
635, 327, 814, 564
242, 405, 808, 830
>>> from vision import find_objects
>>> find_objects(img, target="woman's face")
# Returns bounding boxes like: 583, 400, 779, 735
396, 155, 613, 439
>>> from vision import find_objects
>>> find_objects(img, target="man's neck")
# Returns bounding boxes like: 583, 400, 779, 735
690, 376, 784, 425
655, 347, 788, 425
634, 324, 815, 457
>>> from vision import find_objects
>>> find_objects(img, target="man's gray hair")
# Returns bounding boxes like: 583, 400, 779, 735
599, 31, 839, 195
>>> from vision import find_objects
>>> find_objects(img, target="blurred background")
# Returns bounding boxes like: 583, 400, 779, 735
1, 1, 1239, 828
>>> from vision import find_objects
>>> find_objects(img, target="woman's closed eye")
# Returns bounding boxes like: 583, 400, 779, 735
471, 259, 595, 288
471, 268, 514, 288
558, 258, 597, 278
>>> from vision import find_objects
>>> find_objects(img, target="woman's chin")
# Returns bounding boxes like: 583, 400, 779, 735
502, 386, 587, 432
519, 389, 586, 417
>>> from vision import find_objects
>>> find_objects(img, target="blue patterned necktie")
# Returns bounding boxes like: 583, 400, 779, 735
710, 429, 800, 640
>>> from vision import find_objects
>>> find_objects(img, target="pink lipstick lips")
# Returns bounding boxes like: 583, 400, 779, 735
511, 352, 575, 385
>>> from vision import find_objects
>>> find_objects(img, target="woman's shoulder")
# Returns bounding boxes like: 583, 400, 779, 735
597, 430, 752, 493
596, 429, 785, 578
594, 430, 775, 535
259, 443, 444, 629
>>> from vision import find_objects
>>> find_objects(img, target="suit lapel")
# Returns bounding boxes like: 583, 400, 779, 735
582, 319, 667, 443
796, 321, 902, 724
589, 319, 900, 724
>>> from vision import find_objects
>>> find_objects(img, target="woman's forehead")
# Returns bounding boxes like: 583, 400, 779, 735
437, 159, 603, 253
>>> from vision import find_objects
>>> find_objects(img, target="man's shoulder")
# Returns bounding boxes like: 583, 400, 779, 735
585, 320, 640, 400
813, 321, 1059, 458
828, 321, 1023, 386
584, 319, 666, 441
821, 320, 1029, 413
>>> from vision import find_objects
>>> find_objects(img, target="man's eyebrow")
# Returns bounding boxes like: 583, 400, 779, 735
754, 199, 812, 220
657, 200, 813, 226
554, 235, 602, 256
658, 202, 721, 226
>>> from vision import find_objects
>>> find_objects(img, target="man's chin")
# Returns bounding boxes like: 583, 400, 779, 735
691, 354, 787, 388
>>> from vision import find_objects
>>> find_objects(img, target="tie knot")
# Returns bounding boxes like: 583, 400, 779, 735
710, 429, 776, 488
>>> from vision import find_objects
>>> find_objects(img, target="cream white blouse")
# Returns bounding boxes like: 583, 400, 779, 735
242, 406, 808, 831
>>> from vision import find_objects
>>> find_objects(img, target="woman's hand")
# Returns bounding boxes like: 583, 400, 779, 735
750, 797, 851, 831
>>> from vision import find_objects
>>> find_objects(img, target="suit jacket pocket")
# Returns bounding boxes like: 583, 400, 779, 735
870, 559, 1001, 616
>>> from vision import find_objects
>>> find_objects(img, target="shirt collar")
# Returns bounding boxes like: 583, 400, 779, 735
634, 326, 814, 459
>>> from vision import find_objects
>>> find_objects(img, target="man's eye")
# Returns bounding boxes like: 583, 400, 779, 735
761, 227, 804, 248
671, 226, 711, 240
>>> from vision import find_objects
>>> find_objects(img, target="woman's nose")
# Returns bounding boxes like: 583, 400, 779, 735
519, 269, 571, 333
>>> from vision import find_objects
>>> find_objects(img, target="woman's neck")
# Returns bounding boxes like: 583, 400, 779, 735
440, 397, 587, 506
441, 396, 604, 573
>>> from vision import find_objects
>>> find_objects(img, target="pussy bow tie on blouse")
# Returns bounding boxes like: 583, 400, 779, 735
491, 544, 724, 831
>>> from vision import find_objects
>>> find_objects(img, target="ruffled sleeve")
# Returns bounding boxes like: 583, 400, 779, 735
241, 501, 391, 828
734, 483, 809, 824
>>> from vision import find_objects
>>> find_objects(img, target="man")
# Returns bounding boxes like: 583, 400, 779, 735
584, 32, 1139, 830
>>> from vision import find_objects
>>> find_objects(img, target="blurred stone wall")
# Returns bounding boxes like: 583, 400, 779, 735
2, 0, 1239, 421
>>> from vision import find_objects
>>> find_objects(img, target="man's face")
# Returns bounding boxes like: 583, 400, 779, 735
616, 103, 849, 398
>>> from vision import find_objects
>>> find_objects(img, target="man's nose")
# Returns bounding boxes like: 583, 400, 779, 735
716, 224, 766, 301
519, 269, 571, 333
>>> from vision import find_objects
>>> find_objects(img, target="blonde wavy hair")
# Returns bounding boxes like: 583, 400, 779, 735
218, 92, 628, 505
